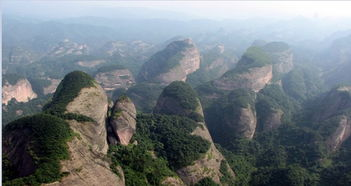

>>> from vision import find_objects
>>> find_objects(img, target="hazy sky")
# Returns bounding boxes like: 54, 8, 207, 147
3, 1, 351, 20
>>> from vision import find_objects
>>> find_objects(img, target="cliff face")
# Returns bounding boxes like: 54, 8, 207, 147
49, 73, 123, 186
2, 79, 37, 105
263, 42, 294, 76
43, 78, 61, 95
95, 69, 135, 92
108, 96, 137, 146
154, 81, 235, 185
176, 102, 235, 185
311, 86, 351, 152
138, 39, 200, 85
261, 109, 284, 132
314, 86, 351, 122
214, 65, 273, 93
326, 115, 351, 152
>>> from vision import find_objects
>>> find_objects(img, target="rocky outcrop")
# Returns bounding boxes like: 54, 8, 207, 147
213, 42, 292, 93
161, 177, 185, 186
138, 38, 200, 85
65, 84, 109, 153
95, 69, 135, 92
176, 103, 235, 185
313, 86, 351, 122
154, 81, 235, 185
2, 79, 37, 105
326, 115, 351, 152
49, 72, 123, 185
109, 96, 137, 146
261, 109, 284, 132
310, 86, 351, 152
43, 78, 61, 95
214, 65, 273, 93
48, 39, 89, 57
263, 42, 293, 76
186, 45, 238, 87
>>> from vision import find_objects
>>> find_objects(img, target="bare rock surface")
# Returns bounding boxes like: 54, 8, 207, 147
109, 96, 137, 145
138, 39, 200, 85
2, 79, 37, 105
326, 115, 351, 152
214, 65, 273, 93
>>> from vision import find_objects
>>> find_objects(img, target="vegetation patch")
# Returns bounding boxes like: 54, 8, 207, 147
43, 71, 95, 115
3, 114, 73, 186
95, 64, 126, 74
194, 177, 219, 186
135, 114, 211, 169
109, 144, 176, 186
161, 81, 199, 110
223, 46, 271, 78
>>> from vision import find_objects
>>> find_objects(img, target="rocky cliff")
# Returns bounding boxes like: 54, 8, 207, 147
3, 71, 124, 186
138, 38, 200, 85
108, 96, 137, 145
186, 44, 238, 87
48, 71, 123, 185
214, 64, 273, 93
154, 81, 235, 185
2, 78, 37, 105
311, 86, 351, 152
325, 115, 351, 152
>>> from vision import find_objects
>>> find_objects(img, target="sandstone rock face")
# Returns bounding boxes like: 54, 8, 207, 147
161, 177, 185, 186
52, 83, 124, 186
314, 86, 351, 122
43, 78, 61, 95
262, 109, 284, 131
2, 79, 37, 105
214, 65, 273, 92
109, 96, 137, 146
48, 39, 89, 57
95, 69, 135, 92
223, 106, 257, 139
271, 49, 294, 75
176, 103, 235, 185
154, 82, 235, 185
46, 120, 124, 186
326, 115, 351, 152
138, 39, 200, 85
65, 84, 109, 153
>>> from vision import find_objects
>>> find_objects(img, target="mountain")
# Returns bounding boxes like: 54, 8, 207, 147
305, 86, 351, 152
154, 81, 235, 185
108, 96, 137, 146
48, 39, 89, 57
186, 44, 238, 87
321, 35, 351, 88
138, 38, 200, 85
3, 71, 124, 186
198, 42, 294, 140
2, 74, 37, 105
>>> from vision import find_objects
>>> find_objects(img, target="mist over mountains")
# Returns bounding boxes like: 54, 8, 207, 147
2, 2, 351, 186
